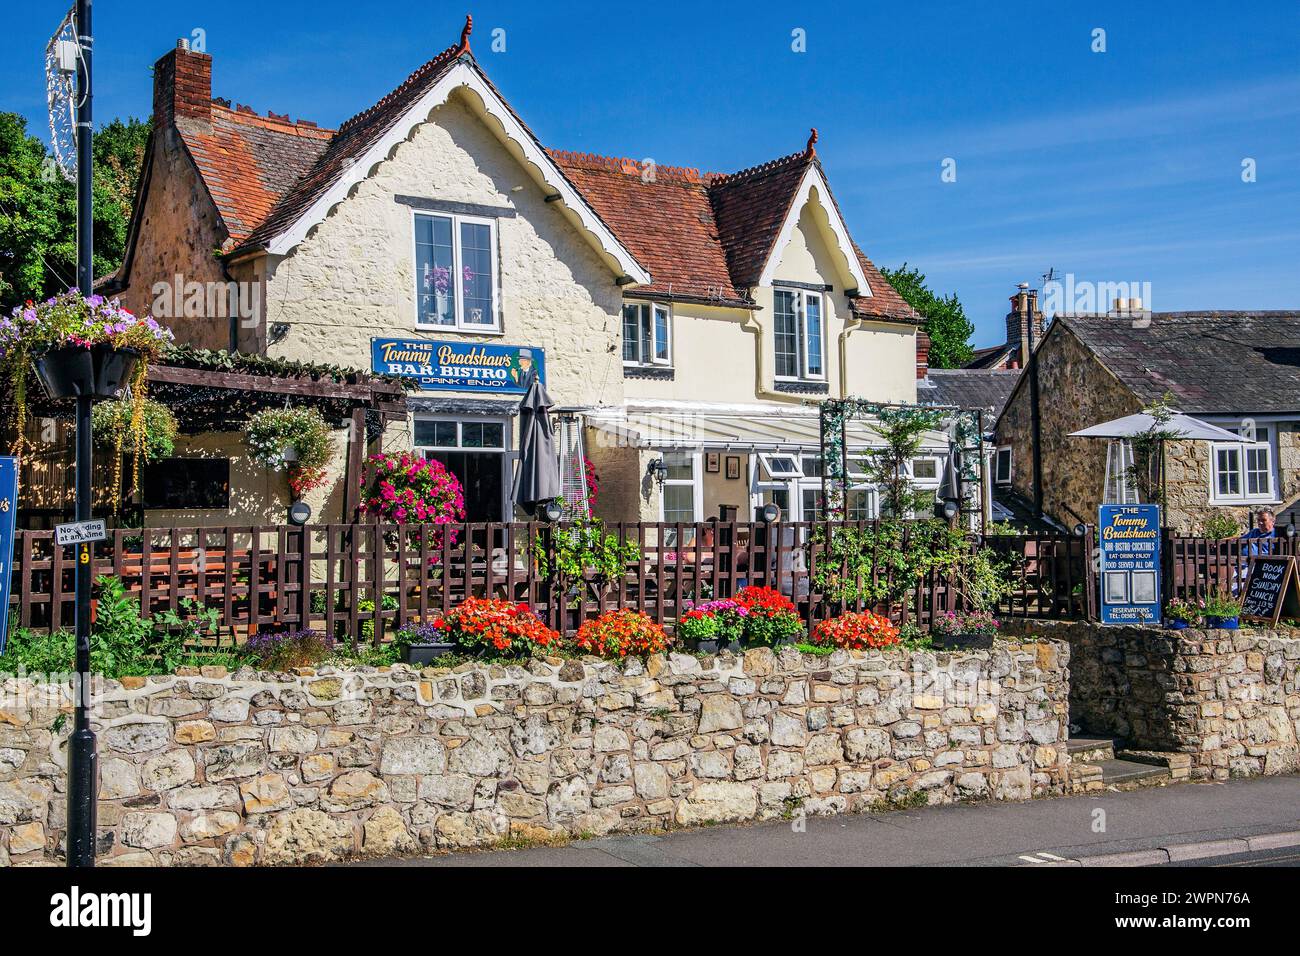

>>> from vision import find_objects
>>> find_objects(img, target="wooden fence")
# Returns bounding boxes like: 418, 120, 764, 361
6, 521, 1095, 647
1163, 531, 1297, 604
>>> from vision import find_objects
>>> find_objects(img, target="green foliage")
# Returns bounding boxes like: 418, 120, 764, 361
0, 627, 75, 674
897, 622, 934, 651
880, 263, 975, 369
246, 407, 333, 472
534, 516, 641, 582
357, 595, 400, 642
1202, 588, 1242, 619
92, 396, 177, 460
862, 406, 945, 518
1199, 512, 1240, 540
1164, 598, 1200, 625
812, 518, 1012, 614
793, 641, 836, 656
0, 112, 150, 309
1126, 393, 1181, 505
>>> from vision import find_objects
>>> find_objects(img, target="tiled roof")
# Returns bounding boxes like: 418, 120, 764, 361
550, 152, 749, 305
177, 105, 333, 245
964, 343, 1018, 370
163, 32, 915, 320
1060, 312, 1300, 414
918, 368, 1022, 418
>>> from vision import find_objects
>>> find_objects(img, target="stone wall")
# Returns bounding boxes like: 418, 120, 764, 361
0, 641, 1069, 867
1006, 620, 1300, 780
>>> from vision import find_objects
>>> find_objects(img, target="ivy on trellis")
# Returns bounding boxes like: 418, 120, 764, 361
818, 397, 983, 520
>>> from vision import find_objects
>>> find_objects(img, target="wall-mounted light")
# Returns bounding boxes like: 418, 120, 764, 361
646, 458, 668, 487
540, 499, 564, 523
288, 500, 312, 526
939, 498, 960, 522
269, 322, 290, 344
1073, 523, 1088, 537
1287, 523, 1297, 540
760, 501, 781, 523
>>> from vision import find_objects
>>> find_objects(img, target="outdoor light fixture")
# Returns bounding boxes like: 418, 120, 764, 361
940, 499, 960, 521
1074, 523, 1088, 537
760, 502, 781, 523
540, 499, 565, 523
1288, 523, 1297, 540
646, 458, 668, 487
288, 500, 312, 526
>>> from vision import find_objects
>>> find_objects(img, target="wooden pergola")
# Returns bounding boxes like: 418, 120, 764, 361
15, 351, 409, 525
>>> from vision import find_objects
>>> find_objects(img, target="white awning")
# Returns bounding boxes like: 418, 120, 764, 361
1069, 413, 1241, 442
583, 404, 948, 453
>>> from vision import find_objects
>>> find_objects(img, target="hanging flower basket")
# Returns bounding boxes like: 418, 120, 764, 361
1, 290, 174, 466
33, 342, 141, 399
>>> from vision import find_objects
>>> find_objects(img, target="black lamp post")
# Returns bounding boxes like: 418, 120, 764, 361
67, 0, 96, 869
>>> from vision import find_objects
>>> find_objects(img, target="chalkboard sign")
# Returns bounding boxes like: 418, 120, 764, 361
1240, 556, 1300, 625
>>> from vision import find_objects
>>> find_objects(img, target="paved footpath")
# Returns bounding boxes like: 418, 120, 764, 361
361, 775, 1300, 867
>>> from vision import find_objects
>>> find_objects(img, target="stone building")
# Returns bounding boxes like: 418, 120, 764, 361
103, 18, 950, 528
995, 310, 1300, 534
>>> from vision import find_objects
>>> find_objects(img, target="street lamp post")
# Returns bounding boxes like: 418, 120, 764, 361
66, 0, 97, 869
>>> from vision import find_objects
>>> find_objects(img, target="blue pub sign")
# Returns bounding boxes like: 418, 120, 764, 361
1098, 503, 1162, 625
371, 339, 545, 394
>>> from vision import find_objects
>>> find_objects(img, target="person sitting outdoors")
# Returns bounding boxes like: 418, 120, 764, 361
1241, 508, 1276, 556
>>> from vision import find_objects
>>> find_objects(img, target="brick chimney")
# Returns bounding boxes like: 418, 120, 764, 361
1006, 283, 1044, 368
153, 39, 212, 127
916, 329, 931, 379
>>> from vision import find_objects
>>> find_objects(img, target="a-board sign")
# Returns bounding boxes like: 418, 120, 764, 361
1239, 555, 1300, 625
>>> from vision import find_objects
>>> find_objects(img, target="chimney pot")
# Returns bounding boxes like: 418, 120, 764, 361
153, 41, 212, 128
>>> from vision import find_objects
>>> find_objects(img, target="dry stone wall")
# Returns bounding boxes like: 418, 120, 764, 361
1007, 620, 1300, 780
0, 641, 1069, 867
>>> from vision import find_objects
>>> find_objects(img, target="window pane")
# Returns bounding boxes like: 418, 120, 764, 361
847, 490, 873, 521
996, 449, 1012, 482
654, 306, 671, 363
802, 456, 824, 478
662, 484, 694, 524
416, 215, 455, 326
1246, 446, 1269, 496
774, 291, 799, 378
805, 295, 823, 377
802, 488, 824, 522
414, 419, 458, 448
459, 221, 494, 325
764, 455, 798, 476
1217, 447, 1240, 496
913, 459, 938, 480
622, 305, 641, 362
663, 453, 694, 481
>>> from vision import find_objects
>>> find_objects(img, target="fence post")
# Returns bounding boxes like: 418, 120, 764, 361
1160, 526, 1176, 610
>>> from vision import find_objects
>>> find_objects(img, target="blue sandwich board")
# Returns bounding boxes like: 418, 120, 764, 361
1098, 503, 1161, 625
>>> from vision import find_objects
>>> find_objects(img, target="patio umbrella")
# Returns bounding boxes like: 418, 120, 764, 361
1069, 413, 1240, 441
512, 369, 563, 514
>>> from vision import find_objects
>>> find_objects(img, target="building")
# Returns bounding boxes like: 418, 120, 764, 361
964, 285, 1045, 370
105, 19, 951, 528
995, 309, 1300, 534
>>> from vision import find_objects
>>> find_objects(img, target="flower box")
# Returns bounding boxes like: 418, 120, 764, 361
1202, 615, 1239, 630
33, 343, 140, 400
402, 641, 458, 665
932, 631, 996, 650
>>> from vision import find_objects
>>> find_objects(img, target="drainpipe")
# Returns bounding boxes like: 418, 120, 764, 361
838, 310, 866, 397
741, 305, 805, 404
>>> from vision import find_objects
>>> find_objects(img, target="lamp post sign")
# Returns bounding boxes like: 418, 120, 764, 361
0, 458, 16, 656
1098, 503, 1161, 625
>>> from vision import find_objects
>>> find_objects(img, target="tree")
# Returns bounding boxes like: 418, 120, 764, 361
0, 112, 150, 309
881, 262, 975, 368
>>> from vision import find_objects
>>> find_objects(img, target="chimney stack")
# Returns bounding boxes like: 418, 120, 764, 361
153, 39, 212, 128
915, 329, 931, 379
1006, 283, 1044, 368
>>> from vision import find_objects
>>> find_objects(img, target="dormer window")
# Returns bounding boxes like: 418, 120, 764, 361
623, 302, 672, 366
774, 288, 824, 381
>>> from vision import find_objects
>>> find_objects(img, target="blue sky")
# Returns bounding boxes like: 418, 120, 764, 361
3, 0, 1297, 347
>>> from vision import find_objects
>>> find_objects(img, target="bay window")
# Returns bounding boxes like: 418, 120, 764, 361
774, 289, 824, 381
623, 302, 671, 366
414, 212, 499, 330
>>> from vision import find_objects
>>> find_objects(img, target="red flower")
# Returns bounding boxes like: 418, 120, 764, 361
811, 611, 900, 650
575, 610, 671, 658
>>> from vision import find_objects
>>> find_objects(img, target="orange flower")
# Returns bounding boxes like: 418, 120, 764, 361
575, 610, 671, 658
811, 611, 900, 650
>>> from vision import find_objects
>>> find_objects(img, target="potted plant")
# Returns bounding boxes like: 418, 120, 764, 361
431, 597, 561, 659
734, 585, 803, 647
1, 291, 173, 458
359, 453, 465, 542
92, 395, 178, 511
1201, 589, 1242, 630
931, 609, 1000, 649
246, 407, 335, 503
1164, 598, 1201, 630
677, 598, 748, 653
575, 609, 671, 658
394, 621, 458, 665
810, 610, 901, 651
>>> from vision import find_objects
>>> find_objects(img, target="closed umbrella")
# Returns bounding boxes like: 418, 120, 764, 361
512, 369, 563, 514
938, 442, 962, 520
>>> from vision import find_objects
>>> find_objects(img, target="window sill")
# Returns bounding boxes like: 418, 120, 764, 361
415, 323, 505, 336
773, 380, 829, 395
624, 365, 675, 381
1209, 498, 1279, 507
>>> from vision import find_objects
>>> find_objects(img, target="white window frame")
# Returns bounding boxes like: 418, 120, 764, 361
657, 451, 702, 523
758, 452, 804, 480
994, 446, 1013, 486
773, 288, 826, 382
1209, 426, 1277, 504
622, 302, 672, 367
909, 456, 941, 485
412, 210, 502, 332
412, 416, 509, 452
